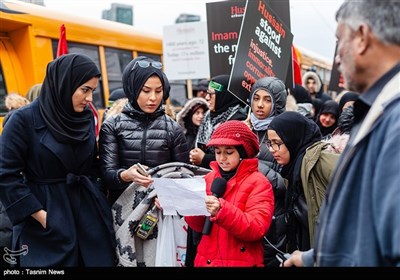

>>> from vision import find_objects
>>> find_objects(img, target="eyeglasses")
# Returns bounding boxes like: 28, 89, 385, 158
206, 90, 216, 96
266, 140, 285, 152
132, 60, 163, 70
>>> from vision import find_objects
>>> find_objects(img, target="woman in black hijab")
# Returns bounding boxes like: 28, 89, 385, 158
0, 54, 116, 266
99, 56, 190, 266
99, 56, 189, 204
315, 100, 340, 137
267, 111, 322, 253
189, 74, 247, 168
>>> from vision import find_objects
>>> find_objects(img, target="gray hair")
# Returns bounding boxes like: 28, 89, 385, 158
336, 0, 400, 45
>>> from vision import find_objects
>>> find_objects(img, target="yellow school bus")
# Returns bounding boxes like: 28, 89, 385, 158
295, 45, 333, 94
0, 0, 163, 132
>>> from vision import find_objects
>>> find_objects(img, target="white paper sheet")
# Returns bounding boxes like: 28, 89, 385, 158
152, 177, 209, 216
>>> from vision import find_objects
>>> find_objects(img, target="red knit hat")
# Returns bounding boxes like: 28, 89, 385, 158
207, 120, 260, 158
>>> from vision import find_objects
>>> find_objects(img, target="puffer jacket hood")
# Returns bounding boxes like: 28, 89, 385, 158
250, 76, 287, 116
176, 97, 209, 134
302, 71, 322, 93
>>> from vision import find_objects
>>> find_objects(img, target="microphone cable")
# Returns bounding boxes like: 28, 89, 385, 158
263, 235, 292, 263
263, 235, 287, 256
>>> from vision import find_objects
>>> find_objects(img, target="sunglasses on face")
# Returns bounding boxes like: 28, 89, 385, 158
132, 60, 163, 70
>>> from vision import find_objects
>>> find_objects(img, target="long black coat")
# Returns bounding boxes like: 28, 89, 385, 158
0, 100, 116, 267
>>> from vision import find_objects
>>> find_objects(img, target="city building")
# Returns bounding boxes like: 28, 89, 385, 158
102, 3, 133, 26
18, 0, 44, 5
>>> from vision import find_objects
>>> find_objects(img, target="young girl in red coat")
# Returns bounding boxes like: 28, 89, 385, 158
185, 120, 274, 267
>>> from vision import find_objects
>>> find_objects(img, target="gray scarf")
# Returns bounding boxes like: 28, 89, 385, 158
195, 104, 242, 148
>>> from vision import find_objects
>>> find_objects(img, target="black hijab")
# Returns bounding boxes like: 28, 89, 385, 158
268, 111, 322, 180
39, 54, 100, 143
122, 56, 170, 112
311, 98, 323, 121
269, 111, 321, 253
316, 100, 340, 136
338, 91, 358, 113
210, 74, 244, 117
290, 84, 312, 104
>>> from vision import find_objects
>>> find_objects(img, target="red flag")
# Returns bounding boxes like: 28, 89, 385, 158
57, 24, 100, 138
292, 45, 302, 85
57, 24, 68, 57
88, 102, 100, 138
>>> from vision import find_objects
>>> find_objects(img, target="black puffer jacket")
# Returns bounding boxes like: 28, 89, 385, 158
258, 161, 287, 267
99, 105, 189, 203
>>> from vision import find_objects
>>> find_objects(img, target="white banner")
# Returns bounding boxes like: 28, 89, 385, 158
163, 22, 210, 80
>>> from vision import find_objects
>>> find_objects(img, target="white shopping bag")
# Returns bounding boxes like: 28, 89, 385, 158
155, 215, 188, 266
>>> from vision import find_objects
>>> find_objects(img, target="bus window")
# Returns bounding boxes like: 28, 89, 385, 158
0, 64, 7, 116
51, 41, 104, 109
105, 47, 133, 93
169, 80, 188, 108
0, 0, 163, 132
137, 52, 161, 63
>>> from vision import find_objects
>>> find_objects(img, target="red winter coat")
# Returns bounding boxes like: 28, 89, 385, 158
185, 158, 274, 267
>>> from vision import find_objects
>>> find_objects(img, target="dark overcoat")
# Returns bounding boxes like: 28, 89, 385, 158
0, 100, 116, 266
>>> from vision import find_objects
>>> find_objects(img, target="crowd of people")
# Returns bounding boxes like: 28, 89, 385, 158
0, 0, 399, 268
